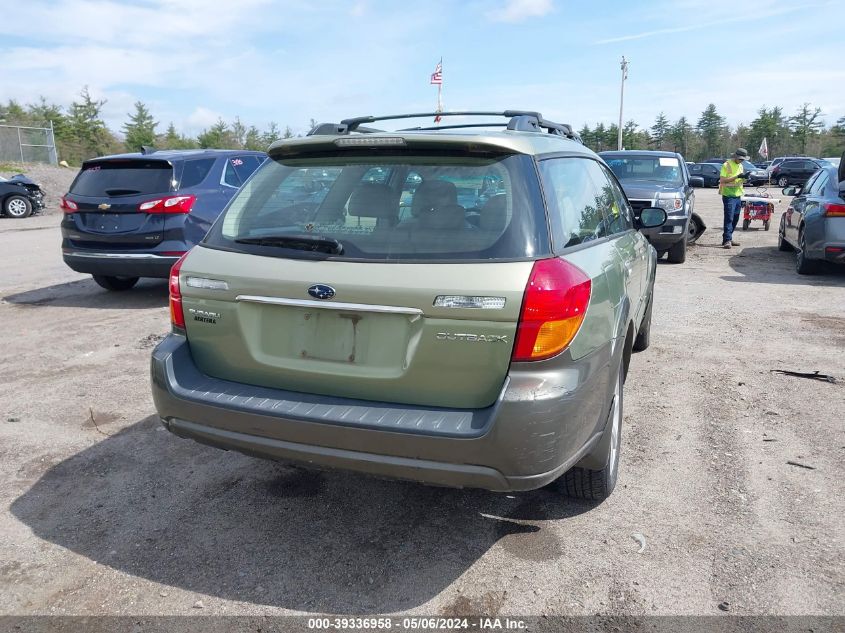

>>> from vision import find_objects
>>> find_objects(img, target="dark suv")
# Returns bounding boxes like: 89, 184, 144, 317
61, 149, 265, 290
770, 158, 826, 187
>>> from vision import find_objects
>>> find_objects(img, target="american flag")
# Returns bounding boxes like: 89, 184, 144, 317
430, 60, 442, 85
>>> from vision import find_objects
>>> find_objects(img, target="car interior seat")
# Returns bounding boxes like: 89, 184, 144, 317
346, 182, 398, 229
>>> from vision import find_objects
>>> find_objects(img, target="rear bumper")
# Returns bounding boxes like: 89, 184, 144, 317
151, 334, 616, 492
62, 250, 181, 278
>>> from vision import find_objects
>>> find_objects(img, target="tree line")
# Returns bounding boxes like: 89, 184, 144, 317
0, 87, 303, 166
2, 88, 844, 165
579, 103, 845, 161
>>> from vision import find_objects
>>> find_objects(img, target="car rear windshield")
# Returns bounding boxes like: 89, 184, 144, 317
69, 160, 173, 197
202, 152, 550, 261
603, 155, 684, 186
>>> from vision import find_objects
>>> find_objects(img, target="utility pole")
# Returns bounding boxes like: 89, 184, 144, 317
617, 56, 629, 150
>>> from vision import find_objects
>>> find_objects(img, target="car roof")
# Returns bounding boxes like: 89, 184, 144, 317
86, 149, 266, 162
267, 111, 595, 160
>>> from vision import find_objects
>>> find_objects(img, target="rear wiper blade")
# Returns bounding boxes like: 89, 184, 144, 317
235, 234, 344, 255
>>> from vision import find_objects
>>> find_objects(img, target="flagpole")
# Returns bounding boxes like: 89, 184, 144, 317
436, 57, 443, 124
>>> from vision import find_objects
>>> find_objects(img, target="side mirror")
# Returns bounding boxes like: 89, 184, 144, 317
782, 186, 799, 196
638, 207, 667, 229
689, 176, 705, 188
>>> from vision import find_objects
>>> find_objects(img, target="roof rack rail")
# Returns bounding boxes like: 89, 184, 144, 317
307, 111, 582, 143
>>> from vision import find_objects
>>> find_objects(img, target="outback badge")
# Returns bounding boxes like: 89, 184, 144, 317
308, 284, 336, 300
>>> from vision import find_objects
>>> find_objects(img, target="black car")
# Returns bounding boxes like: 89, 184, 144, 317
688, 162, 721, 187
770, 158, 826, 187
61, 149, 265, 290
1, 174, 46, 218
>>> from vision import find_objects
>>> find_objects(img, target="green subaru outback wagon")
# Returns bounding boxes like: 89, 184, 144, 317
151, 111, 666, 501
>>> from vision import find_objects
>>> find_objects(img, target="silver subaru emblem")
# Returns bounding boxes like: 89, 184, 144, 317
308, 284, 335, 300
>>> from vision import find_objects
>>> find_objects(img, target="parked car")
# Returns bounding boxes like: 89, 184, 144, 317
688, 162, 721, 187
61, 149, 265, 290
754, 161, 772, 170
151, 110, 668, 501
600, 150, 704, 263
770, 158, 826, 187
1, 173, 46, 218
778, 158, 845, 274
766, 155, 810, 178
739, 160, 769, 186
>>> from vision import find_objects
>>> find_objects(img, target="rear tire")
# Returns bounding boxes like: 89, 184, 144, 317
764, 220, 770, 231
555, 362, 623, 502
666, 236, 687, 264
777, 176, 789, 187
795, 230, 820, 275
92, 275, 139, 291
3, 195, 32, 219
632, 291, 652, 352
742, 219, 750, 231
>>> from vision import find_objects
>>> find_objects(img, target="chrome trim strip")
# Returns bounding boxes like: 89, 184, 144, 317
236, 295, 423, 316
63, 251, 181, 260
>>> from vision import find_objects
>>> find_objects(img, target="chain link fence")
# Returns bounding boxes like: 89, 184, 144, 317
0, 123, 58, 165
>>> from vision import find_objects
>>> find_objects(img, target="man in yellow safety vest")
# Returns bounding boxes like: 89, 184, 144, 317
719, 148, 751, 249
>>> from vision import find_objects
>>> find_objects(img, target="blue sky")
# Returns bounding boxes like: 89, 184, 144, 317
2, 0, 844, 137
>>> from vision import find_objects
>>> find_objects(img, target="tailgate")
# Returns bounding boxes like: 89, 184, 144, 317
179, 247, 532, 409
66, 159, 174, 247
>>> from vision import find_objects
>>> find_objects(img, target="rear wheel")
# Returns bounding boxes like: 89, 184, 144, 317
764, 219, 770, 231
795, 230, 820, 275
92, 275, 139, 291
666, 236, 687, 264
742, 219, 750, 231
555, 362, 623, 502
4, 195, 32, 219
777, 176, 789, 187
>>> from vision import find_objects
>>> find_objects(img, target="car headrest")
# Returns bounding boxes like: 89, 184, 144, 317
411, 179, 458, 217
419, 203, 466, 230
347, 183, 396, 222
480, 194, 508, 231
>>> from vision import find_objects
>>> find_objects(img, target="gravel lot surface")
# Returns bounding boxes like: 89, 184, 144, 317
0, 187, 843, 618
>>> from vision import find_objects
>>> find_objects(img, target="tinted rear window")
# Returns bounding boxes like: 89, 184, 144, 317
203, 152, 549, 262
70, 160, 173, 197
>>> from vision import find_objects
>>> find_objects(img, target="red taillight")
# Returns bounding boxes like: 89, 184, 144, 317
61, 196, 78, 212
823, 203, 845, 217
169, 252, 189, 330
139, 194, 196, 214
512, 258, 592, 362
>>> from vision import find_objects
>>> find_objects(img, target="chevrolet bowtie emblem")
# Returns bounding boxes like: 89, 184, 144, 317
98, 203, 111, 210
